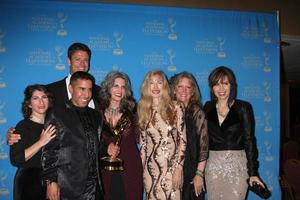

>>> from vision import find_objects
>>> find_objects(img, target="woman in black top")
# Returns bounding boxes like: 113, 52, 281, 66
10, 84, 56, 200
170, 72, 209, 200
204, 66, 264, 200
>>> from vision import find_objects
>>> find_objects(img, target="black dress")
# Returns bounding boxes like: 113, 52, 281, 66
9, 119, 46, 200
182, 104, 209, 200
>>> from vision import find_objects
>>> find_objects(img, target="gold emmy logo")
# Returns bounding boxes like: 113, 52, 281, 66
0, 171, 9, 195
263, 81, 272, 102
167, 49, 176, 72
264, 141, 274, 162
263, 111, 272, 132
0, 136, 8, 159
0, 66, 6, 88
262, 20, 271, 43
217, 37, 226, 58
0, 29, 6, 53
0, 101, 7, 124
101, 116, 131, 171
55, 46, 65, 70
113, 32, 124, 55
168, 18, 177, 41
263, 52, 272, 72
265, 171, 274, 191
57, 12, 68, 36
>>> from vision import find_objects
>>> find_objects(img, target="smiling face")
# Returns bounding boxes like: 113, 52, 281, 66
110, 77, 126, 105
212, 76, 231, 101
149, 74, 163, 100
30, 90, 49, 116
175, 77, 193, 107
69, 78, 92, 107
68, 50, 90, 75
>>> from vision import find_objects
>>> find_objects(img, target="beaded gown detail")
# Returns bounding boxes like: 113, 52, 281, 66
140, 103, 186, 200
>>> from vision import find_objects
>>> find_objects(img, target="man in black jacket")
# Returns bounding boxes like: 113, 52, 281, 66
42, 71, 118, 200
47, 42, 100, 109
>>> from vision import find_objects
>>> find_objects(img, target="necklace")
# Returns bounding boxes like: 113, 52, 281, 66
30, 115, 44, 124
105, 107, 120, 115
216, 103, 229, 118
105, 107, 121, 128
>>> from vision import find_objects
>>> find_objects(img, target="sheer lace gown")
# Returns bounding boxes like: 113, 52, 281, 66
140, 103, 186, 200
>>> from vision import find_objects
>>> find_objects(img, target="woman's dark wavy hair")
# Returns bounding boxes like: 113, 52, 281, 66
22, 84, 53, 119
169, 71, 202, 108
99, 71, 136, 112
208, 66, 237, 106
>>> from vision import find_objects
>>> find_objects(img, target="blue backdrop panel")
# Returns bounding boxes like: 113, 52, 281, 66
0, 1, 280, 199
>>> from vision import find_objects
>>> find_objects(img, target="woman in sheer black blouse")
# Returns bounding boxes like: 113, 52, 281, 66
170, 72, 209, 200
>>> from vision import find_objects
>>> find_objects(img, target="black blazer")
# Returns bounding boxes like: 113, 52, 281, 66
42, 101, 107, 198
46, 77, 100, 109
204, 99, 259, 177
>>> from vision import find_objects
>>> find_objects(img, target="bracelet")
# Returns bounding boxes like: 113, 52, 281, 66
195, 169, 204, 178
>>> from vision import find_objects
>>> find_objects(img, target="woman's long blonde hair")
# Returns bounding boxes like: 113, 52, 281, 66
138, 70, 175, 130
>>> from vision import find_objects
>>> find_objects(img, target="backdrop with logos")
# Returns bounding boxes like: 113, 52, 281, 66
0, 1, 280, 199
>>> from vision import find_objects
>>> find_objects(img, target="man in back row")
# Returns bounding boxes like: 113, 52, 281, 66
47, 42, 100, 109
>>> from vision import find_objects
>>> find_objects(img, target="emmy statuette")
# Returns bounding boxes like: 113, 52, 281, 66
100, 116, 130, 171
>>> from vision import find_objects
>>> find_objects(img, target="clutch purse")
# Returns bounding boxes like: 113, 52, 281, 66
248, 180, 271, 199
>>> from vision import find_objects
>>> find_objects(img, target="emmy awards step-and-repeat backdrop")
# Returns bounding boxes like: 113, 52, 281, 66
0, 1, 280, 199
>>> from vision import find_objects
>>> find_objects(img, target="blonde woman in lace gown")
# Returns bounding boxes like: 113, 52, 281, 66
138, 70, 186, 200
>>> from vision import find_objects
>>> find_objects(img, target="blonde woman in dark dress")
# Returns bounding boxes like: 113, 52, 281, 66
204, 66, 265, 200
170, 72, 209, 200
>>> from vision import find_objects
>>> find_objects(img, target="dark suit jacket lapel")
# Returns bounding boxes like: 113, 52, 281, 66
58, 78, 69, 104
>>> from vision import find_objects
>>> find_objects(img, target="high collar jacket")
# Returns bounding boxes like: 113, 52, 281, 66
42, 101, 106, 198
204, 99, 259, 176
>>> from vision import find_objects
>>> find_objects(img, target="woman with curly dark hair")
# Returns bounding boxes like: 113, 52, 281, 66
10, 84, 56, 200
99, 71, 143, 200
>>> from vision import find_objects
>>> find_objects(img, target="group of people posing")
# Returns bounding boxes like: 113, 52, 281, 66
7, 42, 265, 200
